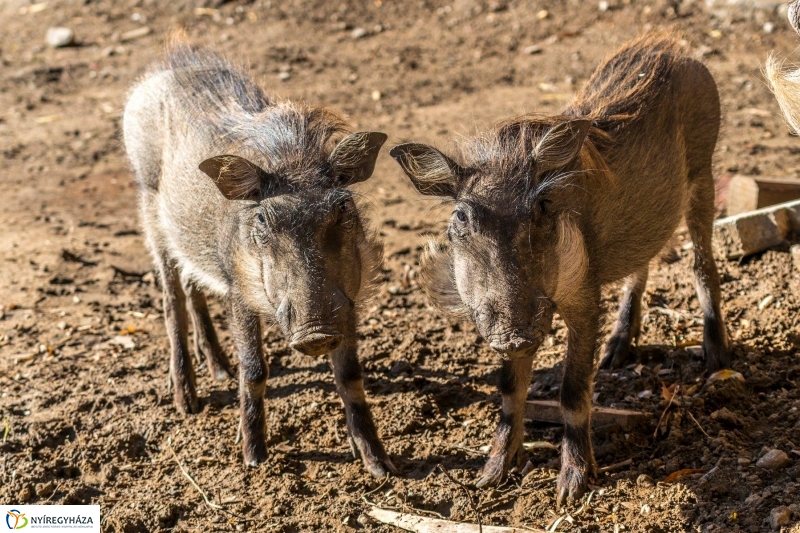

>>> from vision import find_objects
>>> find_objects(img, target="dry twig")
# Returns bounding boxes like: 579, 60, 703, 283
653, 384, 679, 438
686, 410, 711, 440
437, 465, 483, 533
166, 438, 223, 510
598, 458, 633, 474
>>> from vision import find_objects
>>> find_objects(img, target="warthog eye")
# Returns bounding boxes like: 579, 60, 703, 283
336, 197, 356, 227
255, 211, 267, 226
454, 208, 468, 224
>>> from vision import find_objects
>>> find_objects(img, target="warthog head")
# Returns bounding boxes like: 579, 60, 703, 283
200, 127, 385, 356
392, 118, 604, 359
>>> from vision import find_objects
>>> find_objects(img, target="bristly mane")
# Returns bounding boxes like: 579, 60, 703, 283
153, 41, 351, 185
442, 34, 683, 198
565, 33, 683, 130
451, 115, 613, 201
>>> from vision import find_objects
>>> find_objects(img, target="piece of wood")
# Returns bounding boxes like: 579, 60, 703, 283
713, 199, 800, 259
791, 244, 800, 271
367, 507, 544, 533
726, 176, 800, 216
525, 400, 651, 430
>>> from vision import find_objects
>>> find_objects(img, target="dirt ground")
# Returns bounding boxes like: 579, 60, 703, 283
2, 0, 800, 531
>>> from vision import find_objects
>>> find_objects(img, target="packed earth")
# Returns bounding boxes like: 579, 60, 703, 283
2, 0, 800, 531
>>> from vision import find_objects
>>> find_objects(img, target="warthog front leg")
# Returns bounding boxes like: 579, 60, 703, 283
686, 176, 730, 372
156, 257, 199, 415
330, 309, 395, 478
600, 266, 649, 369
557, 290, 599, 506
183, 281, 234, 381
476, 355, 534, 488
229, 299, 268, 466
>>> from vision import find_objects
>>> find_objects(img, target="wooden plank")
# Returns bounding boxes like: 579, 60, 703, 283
713, 199, 800, 259
525, 400, 651, 430
367, 507, 546, 533
726, 175, 800, 216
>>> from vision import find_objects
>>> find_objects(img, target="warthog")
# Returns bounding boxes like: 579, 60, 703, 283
123, 42, 395, 476
766, 0, 800, 134
391, 35, 730, 503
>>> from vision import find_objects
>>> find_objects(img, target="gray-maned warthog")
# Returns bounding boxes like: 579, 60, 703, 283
391, 35, 730, 504
122, 42, 395, 476
766, 0, 800, 134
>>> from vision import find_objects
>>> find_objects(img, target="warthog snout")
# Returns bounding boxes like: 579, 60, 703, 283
474, 300, 553, 359
487, 331, 544, 357
277, 290, 349, 356
290, 330, 343, 356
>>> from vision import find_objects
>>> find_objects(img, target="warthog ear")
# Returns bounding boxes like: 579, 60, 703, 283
790, 0, 800, 35
389, 143, 459, 197
329, 131, 388, 185
532, 119, 591, 177
199, 155, 263, 200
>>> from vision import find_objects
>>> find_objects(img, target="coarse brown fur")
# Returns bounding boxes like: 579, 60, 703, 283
123, 40, 393, 477
392, 34, 730, 505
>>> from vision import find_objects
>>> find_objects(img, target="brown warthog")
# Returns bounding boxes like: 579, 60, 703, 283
122, 42, 395, 476
766, 0, 800, 134
391, 35, 730, 503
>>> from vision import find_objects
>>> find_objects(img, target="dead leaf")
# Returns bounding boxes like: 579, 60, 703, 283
119, 324, 145, 335
675, 339, 701, 348
708, 369, 745, 383
662, 468, 707, 484
660, 381, 678, 401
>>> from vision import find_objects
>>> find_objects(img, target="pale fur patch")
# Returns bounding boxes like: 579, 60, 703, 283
766, 53, 800, 135
553, 214, 588, 305
562, 405, 590, 426
419, 239, 469, 318
175, 255, 230, 297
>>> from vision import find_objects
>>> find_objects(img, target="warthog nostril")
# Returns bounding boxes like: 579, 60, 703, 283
290, 332, 343, 356
489, 338, 535, 354
488, 330, 545, 358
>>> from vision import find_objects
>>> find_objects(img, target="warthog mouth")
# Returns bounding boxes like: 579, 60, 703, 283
289, 328, 343, 356
487, 329, 545, 360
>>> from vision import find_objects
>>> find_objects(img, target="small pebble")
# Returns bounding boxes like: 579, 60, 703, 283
763, 21, 775, 34
351, 27, 367, 39
357, 513, 375, 527
371, 90, 382, 101
18, 485, 34, 502
756, 449, 790, 470
758, 294, 774, 311
36, 481, 55, 498
599, 1, 610, 12
120, 26, 151, 42
46, 27, 74, 48
523, 45, 542, 54
768, 506, 791, 530
278, 72, 291, 81
636, 474, 655, 488
536, 9, 549, 19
